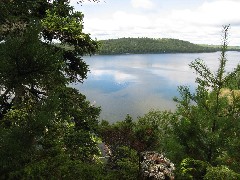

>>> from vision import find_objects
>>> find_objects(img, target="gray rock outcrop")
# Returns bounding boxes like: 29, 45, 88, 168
139, 151, 175, 180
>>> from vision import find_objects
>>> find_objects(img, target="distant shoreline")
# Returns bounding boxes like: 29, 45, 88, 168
93, 50, 240, 56
54, 37, 240, 55
97, 37, 240, 55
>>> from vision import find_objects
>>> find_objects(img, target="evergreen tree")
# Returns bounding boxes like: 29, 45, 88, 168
0, 0, 102, 178
173, 25, 240, 177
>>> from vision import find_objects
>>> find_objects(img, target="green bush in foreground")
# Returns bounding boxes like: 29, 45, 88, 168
179, 158, 209, 180
204, 166, 240, 180
172, 25, 240, 177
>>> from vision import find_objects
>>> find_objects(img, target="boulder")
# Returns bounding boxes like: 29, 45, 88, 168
140, 151, 175, 180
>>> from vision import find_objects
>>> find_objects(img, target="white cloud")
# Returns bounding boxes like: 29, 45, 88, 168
113, 11, 152, 29
163, 0, 240, 44
83, 0, 240, 45
84, 11, 152, 38
131, 0, 154, 9
170, 0, 240, 26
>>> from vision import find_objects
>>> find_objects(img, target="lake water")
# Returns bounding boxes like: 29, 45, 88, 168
73, 51, 240, 122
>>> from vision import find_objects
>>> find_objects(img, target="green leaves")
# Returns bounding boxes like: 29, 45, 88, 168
0, 1, 102, 178
173, 25, 240, 177
204, 166, 240, 180
179, 158, 209, 180
190, 58, 216, 88
0, 26, 65, 91
41, 9, 84, 40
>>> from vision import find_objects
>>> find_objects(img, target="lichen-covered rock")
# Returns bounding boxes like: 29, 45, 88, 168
140, 151, 175, 180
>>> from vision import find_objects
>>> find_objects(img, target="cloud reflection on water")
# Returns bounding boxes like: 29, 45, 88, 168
74, 52, 240, 122
90, 69, 138, 84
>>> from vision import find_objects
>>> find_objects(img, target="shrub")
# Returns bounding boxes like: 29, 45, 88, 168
204, 166, 240, 180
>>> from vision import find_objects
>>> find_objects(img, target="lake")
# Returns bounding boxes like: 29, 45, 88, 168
73, 51, 240, 122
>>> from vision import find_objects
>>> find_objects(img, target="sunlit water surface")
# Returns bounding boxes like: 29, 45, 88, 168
73, 51, 240, 122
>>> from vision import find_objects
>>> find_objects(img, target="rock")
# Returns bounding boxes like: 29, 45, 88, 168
139, 151, 175, 180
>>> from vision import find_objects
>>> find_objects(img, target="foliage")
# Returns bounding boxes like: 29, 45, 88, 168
135, 110, 180, 157
172, 25, 240, 177
98, 37, 218, 55
204, 166, 240, 180
10, 154, 106, 180
0, 0, 102, 178
179, 159, 240, 180
98, 115, 138, 177
99, 111, 176, 154
98, 111, 176, 179
0, 87, 101, 178
179, 158, 209, 180
98, 115, 135, 155
109, 146, 139, 180
0, 26, 65, 96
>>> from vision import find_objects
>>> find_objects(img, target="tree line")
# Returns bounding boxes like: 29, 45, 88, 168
98, 37, 219, 55
0, 1, 240, 179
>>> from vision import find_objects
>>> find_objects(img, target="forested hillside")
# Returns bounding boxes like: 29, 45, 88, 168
98, 37, 218, 54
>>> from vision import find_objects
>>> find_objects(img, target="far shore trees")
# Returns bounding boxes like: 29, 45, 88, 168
98, 37, 219, 55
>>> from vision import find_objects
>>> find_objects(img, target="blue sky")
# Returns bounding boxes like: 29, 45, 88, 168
70, 0, 240, 45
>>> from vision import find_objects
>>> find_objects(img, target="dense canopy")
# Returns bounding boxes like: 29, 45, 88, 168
98, 37, 218, 55
0, 0, 101, 178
